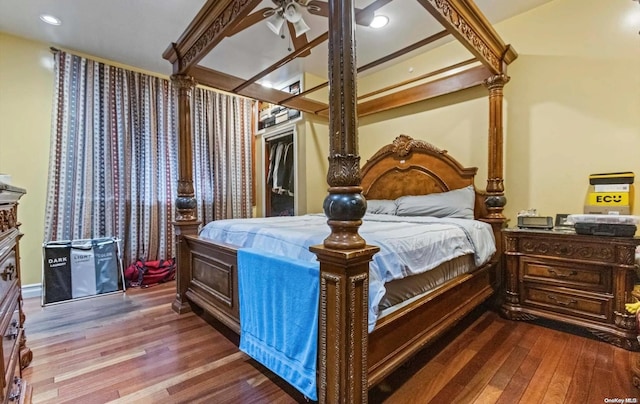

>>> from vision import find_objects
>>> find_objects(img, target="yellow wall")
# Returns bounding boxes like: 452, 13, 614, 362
304, 114, 329, 213
0, 33, 53, 285
500, 0, 640, 220
332, 0, 640, 224
0, 33, 172, 285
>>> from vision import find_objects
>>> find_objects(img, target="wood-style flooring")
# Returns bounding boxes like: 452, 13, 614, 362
22, 282, 639, 403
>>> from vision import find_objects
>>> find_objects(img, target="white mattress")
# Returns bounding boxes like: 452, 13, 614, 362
200, 213, 496, 331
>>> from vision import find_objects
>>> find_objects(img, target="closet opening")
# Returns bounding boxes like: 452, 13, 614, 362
264, 128, 295, 217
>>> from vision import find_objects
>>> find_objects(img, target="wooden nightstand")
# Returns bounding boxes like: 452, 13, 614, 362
501, 227, 640, 351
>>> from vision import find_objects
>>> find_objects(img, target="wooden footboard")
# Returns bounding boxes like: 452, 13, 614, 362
177, 233, 498, 390
182, 235, 241, 333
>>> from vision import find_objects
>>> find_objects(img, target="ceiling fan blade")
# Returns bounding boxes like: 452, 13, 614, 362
306, 1, 380, 27
355, 9, 375, 27
358, 0, 394, 26
287, 23, 311, 57
306, 1, 329, 17
227, 7, 274, 37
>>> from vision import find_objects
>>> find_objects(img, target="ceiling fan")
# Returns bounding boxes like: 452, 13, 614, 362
225, 0, 386, 58
263, 0, 319, 38
227, 1, 382, 39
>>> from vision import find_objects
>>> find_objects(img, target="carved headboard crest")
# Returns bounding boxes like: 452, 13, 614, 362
369, 134, 445, 162
361, 134, 488, 219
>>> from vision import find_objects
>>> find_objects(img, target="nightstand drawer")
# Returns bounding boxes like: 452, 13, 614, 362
521, 257, 611, 293
522, 285, 611, 322
518, 236, 617, 264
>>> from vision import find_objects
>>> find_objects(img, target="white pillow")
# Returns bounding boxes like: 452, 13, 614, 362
366, 199, 397, 215
395, 185, 475, 219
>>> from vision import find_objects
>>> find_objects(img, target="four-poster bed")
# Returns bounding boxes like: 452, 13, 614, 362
163, 0, 516, 402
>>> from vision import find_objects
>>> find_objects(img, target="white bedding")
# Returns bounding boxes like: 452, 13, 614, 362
200, 213, 496, 331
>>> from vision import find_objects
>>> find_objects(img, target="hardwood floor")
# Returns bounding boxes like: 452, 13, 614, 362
22, 282, 639, 403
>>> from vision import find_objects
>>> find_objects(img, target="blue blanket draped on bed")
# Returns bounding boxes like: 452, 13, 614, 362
238, 248, 319, 401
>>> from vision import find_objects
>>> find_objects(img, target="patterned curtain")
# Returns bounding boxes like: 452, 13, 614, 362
192, 88, 216, 224
226, 95, 254, 218
192, 88, 254, 223
44, 51, 178, 263
45, 51, 254, 265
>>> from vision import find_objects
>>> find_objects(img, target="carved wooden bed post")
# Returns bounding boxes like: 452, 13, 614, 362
416, 0, 515, 245
483, 73, 510, 263
308, 0, 379, 402
171, 74, 201, 314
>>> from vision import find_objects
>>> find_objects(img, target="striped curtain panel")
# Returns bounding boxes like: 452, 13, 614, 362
227, 95, 254, 218
192, 88, 216, 224
192, 88, 254, 222
45, 51, 254, 265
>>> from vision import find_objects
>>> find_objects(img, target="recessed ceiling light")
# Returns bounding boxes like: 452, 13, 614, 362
40, 14, 62, 26
261, 82, 273, 88
369, 15, 389, 29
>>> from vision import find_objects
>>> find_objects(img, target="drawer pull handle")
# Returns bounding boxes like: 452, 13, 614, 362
547, 268, 577, 278
5, 320, 18, 340
547, 294, 577, 306
8, 376, 21, 401
1, 263, 15, 281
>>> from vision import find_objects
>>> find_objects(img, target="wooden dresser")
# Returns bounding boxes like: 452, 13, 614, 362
0, 183, 32, 403
501, 227, 640, 351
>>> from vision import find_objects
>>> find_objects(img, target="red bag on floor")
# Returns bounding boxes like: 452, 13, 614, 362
125, 258, 176, 288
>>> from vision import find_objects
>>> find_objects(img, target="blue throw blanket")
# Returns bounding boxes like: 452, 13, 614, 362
238, 248, 319, 401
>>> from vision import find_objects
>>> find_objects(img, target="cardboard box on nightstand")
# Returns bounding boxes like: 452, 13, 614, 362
584, 172, 634, 215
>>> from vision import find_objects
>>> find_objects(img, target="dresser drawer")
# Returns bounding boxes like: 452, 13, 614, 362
521, 257, 611, 293
2, 306, 19, 383
0, 252, 16, 303
3, 328, 24, 404
522, 284, 612, 322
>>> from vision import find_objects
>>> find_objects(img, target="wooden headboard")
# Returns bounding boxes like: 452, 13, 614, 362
361, 134, 490, 220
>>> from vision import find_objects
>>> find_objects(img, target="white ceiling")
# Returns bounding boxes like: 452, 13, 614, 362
0, 0, 553, 86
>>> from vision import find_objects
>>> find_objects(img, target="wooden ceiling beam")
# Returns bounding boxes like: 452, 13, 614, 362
358, 29, 449, 72
232, 32, 329, 93
189, 65, 244, 92
358, 57, 477, 101
314, 64, 490, 118
357, 65, 491, 117
280, 29, 451, 104
162, 0, 262, 74
190, 65, 329, 114
415, 0, 517, 74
